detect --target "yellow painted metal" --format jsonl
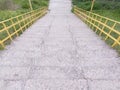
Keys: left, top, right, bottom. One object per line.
{"left": 95, "top": 17, "right": 102, "bottom": 33}
{"left": 74, "top": 6, "right": 120, "bottom": 47}
{"left": 0, "top": 40, "right": 5, "bottom": 48}
{"left": 0, "top": 7, "right": 47, "bottom": 48}
{"left": 17, "top": 17, "right": 24, "bottom": 33}
{"left": 90, "top": 0, "right": 95, "bottom": 11}
{"left": 99, "top": 19, "right": 108, "bottom": 36}
{"left": 112, "top": 36, "right": 120, "bottom": 47}
{"left": 2, "top": 23, "right": 13, "bottom": 41}
{"left": 10, "top": 19, "right": 19, "bottom": 36}
{"left": 28, "top": 0, "right": 33, "bottom": 10}
{"left": 105, "top": 22, "right": 117, "bottom": 40}
{"left": 92, "top": 15, "right": 97, "bottom": 30}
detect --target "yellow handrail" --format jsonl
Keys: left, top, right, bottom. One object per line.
{"left": 0, "top": 7, "right": 48, "bottom": 49}
{"left": 73, "top": 6, "right": 120, "bottom": 47}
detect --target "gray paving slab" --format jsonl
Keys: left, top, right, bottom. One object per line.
{"left": 30, "top": 66, "right": 83, "bottom": 79}
{"left": 83, "top": 66, "right": 120, "bottom": 80}
{"left": 0, "top": 80, "right": 22, "bottom": 90}
{"left": 89, "top": 80, "right": 120, "bottom": 90}
{"left": 25, "top": 79, "right": 87, "bottom": 90}
{"left": 0, "top": 66, "right": 30, "bottom": 80}
{"left": 0, "top": 0, "right": 120, "bottom": 90}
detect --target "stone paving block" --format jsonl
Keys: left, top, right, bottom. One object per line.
{"left": 8, "top": 46, "right": 42, "bottom": 53}
{"left": 34, "top": 16, "right": 54, "bottom": 26}
{"left": 31, "top": 66, "right": 83, "bottom": 79}
{"left": 77, "top": 49, "right": 118, "bottom": 58}
{"left": 41, "top": 45, "right": 75, "bottom": 56}
{"left": 80, "top": 58, "right": 119, "bottom": 67}
{"left": 1, "top": 50, "right": 42, "bottom": 60}
{"left": 0, "top": 67, "right": 30, "bottom": 80}
{"left": 89, "top": 80, "right": 120, "bottom": 90}
{"left": 0, "top": 57, "right": 31, "bottom": 66}
{"left": 4, "top": 81, "right": 22, "bottom": 90}
{"left": 83, "top": 66, "right": 120, "bottom": 80}
{"left": 25, "top": 79, "right": 87, "bottom": 90}
{"left": 34, "top": 55, "right": 79, "bottom": 67}
{"left": 0, "top": 80, "right": 4, "bottom": 90}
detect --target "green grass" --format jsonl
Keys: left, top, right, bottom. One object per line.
{"left": 72, "top": 0, "right": 120, "bottom": 21}
{"left": 93, "top": 10, "right": 120, "bottom": 22}
{"left": 13, "top": 0, "right": 49, "bottom": 10}
{"left": 0, "top": 0, "right": 49, "bottom": 10}
{"left": 0, "top": 0, "right": 49, "bottom": 21}
{"left": 0, "top": 10, "right": 29, "bottom": 21}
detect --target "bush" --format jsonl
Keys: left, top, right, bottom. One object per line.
{"left": 0, "top": 0, "right": 19, "bottom": 10}
{"left": 0, "top": 0, "right": 49, "bottom": 10}
{"left": 21, "top": 2, "right": 30, "bottom": 9}
{"left": 0, "top": 0, "right": 49, "bottom": 21}
{"left": 72, "top": 0, "right": 120, "bottom": 10}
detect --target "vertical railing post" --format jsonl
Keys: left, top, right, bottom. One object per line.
{"left": 95, "top": 17, "right": 102, "bottom": 33}
{"left": 112, "top": 36, "right": 120, "bottom": 47}
{"left": 90, "top": 14, "right": 94, "bottom": 28}
{"left": 92, "top": 15, "right": 97, "bottom": 30}
{"left": 16, "top": 17, "right": 23, "bottom": 33}
{"left": 22, "top": 15, "right": 27, "bottom": 30}
{"left": 28, "top": 0, "right": 33, "bottom": 10}
{"left": 2, "top": 23, "right": 13, "bottom": 41}
{"left": 90, "top": 0, "right": 95, "bottom": 12}
{"left": 10, "top": 19, "right": 19, "bottom": 36}
{"left": 0, "top": 41, "right": 5, "bottom": 49}
{"left": 105, "top": 22, "right": 116, "bottom": 40}
{"left": 99, "top": 19, "right": 108, "bottom": 36}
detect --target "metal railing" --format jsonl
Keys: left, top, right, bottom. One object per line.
{"left": 0, "top": 7, "right": 47, "bottom": 49}
{"left": 73, "top": 6, "right": 120, "bottom": 48}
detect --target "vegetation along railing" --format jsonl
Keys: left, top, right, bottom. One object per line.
{"left": 73, "top": 6, "right": 120, "bottom": 49}
{"left": 0, "top": 7, "right": 47, "bottom": 49}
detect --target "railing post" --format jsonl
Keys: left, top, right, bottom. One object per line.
{"left": 99, "top": 19, "right": 108, "bottom": 36}
{"left": 112, "top": 36, "right": 120, "bottom": 47}
{"left": 90, "top": 0, "right": 95, "bottom": 12}
{"left": 105, "top": 22, "right": 116, "bottom": 40}
{"left": 10, "top": 19, "right": 19, "bottom": 36}
{"left": 92, "top": 15, "right": 97, "bottom": 30}
{"left": 28, "top": 0, "right": 33, "bottom": 10}
{"left": 30, "top": 11, "right": 35, "bottom": 24}
{"left": 16, "top": 17, "right": 23, "bottom": 33}
{"left": 95, "top": 17, "right": 102, "bottom": 33}
{"left": 0, "top": 41, "right": 5, "bottom": 49}
{"left": 22, "top": 15, "right": 27, "bottom": 30}
{"left": 2, "top": 23, "right": 13, "bottom": 41}
{"left": 90, "top": 14, "right": 94, "bottom": 28}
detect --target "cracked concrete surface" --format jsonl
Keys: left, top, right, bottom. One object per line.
{"left": 0, "top": 0, "right": 120, "bottom": 90}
